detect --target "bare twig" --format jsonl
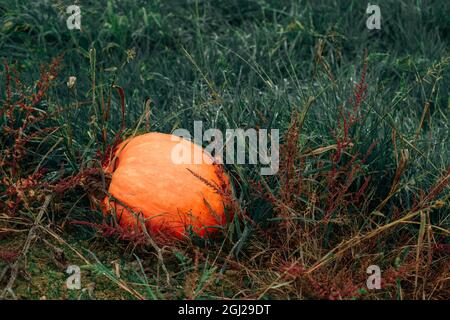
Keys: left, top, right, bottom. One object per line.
{"left": 1, "top": 195, "right": 52, "bottom": 299}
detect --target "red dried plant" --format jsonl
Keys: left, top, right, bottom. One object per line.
{"left": 71, "top": 220, "right": 148, "bottom": 246}
{"left": 0, "top": 57, "right": 106, "bottom": 215}
{"left": 0, "top": 250, "right": 19, "bottom": 264}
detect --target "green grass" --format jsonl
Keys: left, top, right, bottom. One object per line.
{"left": 0, "top": 0, "right": 449, "bottom": 299}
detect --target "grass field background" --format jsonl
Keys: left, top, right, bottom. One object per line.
{"left": 0, "top": 0, "right": 449, "bottom": 299}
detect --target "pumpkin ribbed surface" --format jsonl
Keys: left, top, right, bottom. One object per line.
{"left": 103, "top": 132, "right": 232, "bottom": 239}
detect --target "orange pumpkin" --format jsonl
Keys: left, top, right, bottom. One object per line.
{"left": 103, "top": 132, "right": 233, "bottom": 239}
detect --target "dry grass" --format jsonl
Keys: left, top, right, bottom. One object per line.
{"left": 0, "top": 0, "right": 449, "bottom": 300}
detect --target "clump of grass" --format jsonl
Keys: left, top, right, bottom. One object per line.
{"left": 227, "top": 57, "right": 449, "bottom": 300}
